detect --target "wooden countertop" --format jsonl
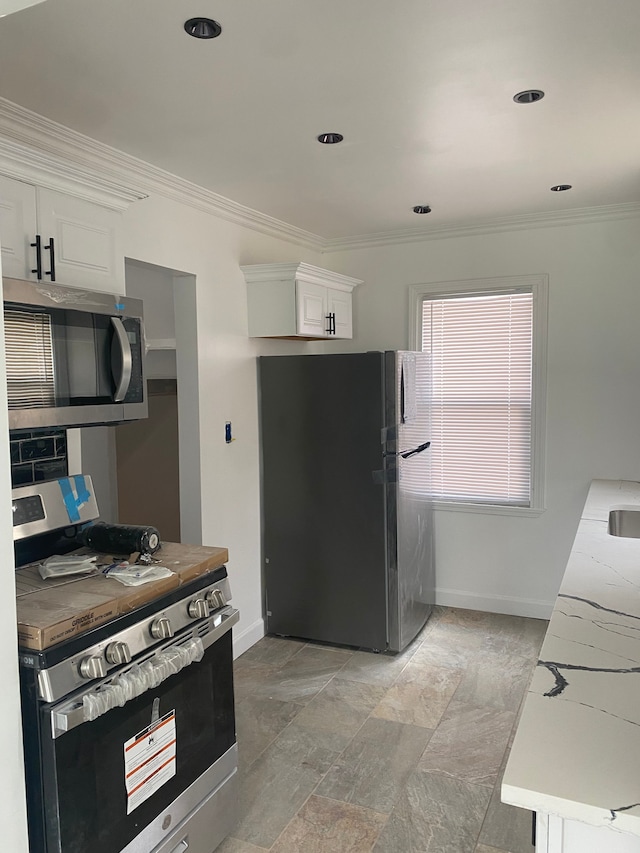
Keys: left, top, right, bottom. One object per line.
{"left": 16, "top": 542, "right": 229, "bottom": 650}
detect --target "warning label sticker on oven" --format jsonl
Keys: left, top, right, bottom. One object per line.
{"left": 124, "top": 709, "right": 176, "bottom": 814}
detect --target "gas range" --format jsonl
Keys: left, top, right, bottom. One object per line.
{"left": 14, "top": 475, "right": 239, "bottom": 853}
{"left": 20, "top": 566, "right": 233, "bottom": 703}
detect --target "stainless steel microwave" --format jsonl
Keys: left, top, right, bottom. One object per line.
{"left": 3, "top": 278, "right": 147, "bottom": 430}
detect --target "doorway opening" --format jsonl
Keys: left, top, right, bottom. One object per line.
{"left": 71, "top": 260, "right": 201, "bottom": 546}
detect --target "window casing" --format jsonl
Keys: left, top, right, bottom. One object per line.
{"left": 409, "top": 275, "right": 548, "bottom": 515}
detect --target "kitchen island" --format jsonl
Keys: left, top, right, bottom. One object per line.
{"left": 503, "top": 480, "right": 640, "bottom": 852}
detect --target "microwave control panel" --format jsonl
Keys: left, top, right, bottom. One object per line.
{"left": 12, "top": 494, "right": 45, "bottom": 528}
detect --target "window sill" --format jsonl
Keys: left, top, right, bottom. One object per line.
{"left": 431, "top": 500, "right": 546, "bottom": 518}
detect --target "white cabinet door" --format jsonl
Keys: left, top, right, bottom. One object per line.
{"left": 37, "top": 188, "right": 124, "bottom": 292}
{"left": 296, "top": 280, "right": 329, "bottom": 337}
{"left": 327, "top": 286, "right": 352, "bottom": 339}
{"left": 0, "top": 175, "right": 37, "bottom": 279}
{"left": 0, "top": 175, "right": 124, "bottom": 292}
{"left": 539, "top": 813, "right": 640, "bottom": 853}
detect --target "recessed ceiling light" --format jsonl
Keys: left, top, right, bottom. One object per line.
{"left": 413, "top": 205, "right": 432, "bottom": 214}
{"left": 184, "top": 18, "right": 222, "bottom": 39}
{"left": 550, "top": 184, "right": 572, "bottom": 192}
{"left": 513, "top": 89, "right": 545, "bottom": 104}
{"left": 317, "top": 133, "right": 344, "bottom": 144}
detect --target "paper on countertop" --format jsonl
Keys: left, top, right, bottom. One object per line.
{"left": 105, "top": 564, "right": 174, "bottom": 586}
{"left": 39, "top": 554, "right": 98, "bottom": 579}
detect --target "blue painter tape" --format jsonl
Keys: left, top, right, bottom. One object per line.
{"left": 58, "top": 478, "right": 80, "bottom": 523}
{"left": 74, "top": 475, "right": 91, "bottom": 507}
{"left": 58, "top": 476, "right": 91, "bottom": 523}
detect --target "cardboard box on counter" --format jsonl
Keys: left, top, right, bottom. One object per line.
{"left": 15, "top": 542, "right": 229, "bottom": 651}
{"left": 17, "top": 587, "right": 118, "bottom": 650}
{"left": 156, "top": 543, "right": 229, "bottom": 584}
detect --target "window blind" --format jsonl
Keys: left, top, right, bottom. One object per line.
{"left": 5, "top": 309, "right": 55, "bottom": 409}
{"left": 421, "top": 290, "right": 533, "bottom": 506}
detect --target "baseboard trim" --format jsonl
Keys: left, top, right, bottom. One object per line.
{"left": 435, "top": 587, "right": 553, "bottom": 620}
{"left": 233, "top": 616, "right": 265, "bottom": 659}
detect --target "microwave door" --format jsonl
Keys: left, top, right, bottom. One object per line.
{"left": 6, "top": 308, "right": 127, "bottom": 429}
{"left": 56, "top": 311, "right": 112, "bottom": 403}
{"left": 4, "top": 278, "right": 147, "bottom": 430}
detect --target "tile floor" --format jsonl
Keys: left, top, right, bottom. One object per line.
{"left": 219, "top": 606, "right": 547, "bottom": 853}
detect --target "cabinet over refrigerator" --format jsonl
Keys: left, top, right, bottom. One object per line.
{"left": 258, "top": 351, "right": 434, "bottom": 652}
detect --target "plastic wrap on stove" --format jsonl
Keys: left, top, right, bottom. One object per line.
{"left": 83, "top": 637, "right": 205, "bottom": 722}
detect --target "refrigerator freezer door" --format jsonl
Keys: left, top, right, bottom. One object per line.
{"left": 385, "top": 351, "right": 435, "bottom": 652}
{"left": 259, "top": 352, "right": 389, "bottom": 650}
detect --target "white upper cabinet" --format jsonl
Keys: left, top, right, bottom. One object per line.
{"left": 0, "top": 175, "right": 125, "bottom": 292}
{"left": 0, "top": 174, "right": 37, "bottom": 280}
{"left": 242, "top": 262, "right": 362, "bottom": 340}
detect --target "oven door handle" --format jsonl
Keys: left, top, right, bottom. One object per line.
{"left": 197, "top": 607, "right": 239, "bottom": 653}
{"left": 49, "top": 607, "right": 239, "bottom": 739}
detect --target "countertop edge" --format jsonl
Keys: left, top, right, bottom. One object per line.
{"left": 502, "top": 479, "right": 640, "bottom": 838}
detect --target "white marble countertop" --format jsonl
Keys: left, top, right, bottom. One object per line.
{"left": 503, "top": 480, "right": 640, "bottom": 837}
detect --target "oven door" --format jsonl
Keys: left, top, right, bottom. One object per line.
{"left": 38, "top": 611, "right": 238, "bottom": 853}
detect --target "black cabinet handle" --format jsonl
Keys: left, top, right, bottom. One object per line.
{"left": 30, "top": 234, "right": 42, "bottom": 279}
{"left": 325, "top": 312, "right": 337, "bottom": 335}
{"left": 44, "top": 236, "right": 55, "bottom": 281}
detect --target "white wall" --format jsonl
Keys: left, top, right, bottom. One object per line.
{"left": 322, "top": 217, "right": 640, "bottom": 616}
{"left": 121, "top": 192, "right": 323, "bottom": 653}
{"left": 125, "top": 259, "right": 176, "bottom": 343}
{"left": 126, "top": 260, "right": 178, "bottom": 379}
{"left": 74, "top": 426, "right": 118, "bottom": 521}
{"left": 81, "top": 202, "right": 640, "bottom": 633}
{"left": 0, "top": 269, "right": 30, "bottom": 852}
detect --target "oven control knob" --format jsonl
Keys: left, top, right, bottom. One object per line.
{"left": 150, "top": 617, "right": 174, "bottom": 640}
{"left": 188, "top": 597, "right": 209, "bottom": 619}
{"left": 79, "top": 655, "right": 107, "bottom": 680}
{"left": 105, "top": 641, "right": 132, "bottom": 665}
{"left": 206, "top": 588, "right": 226, "bottom": 610}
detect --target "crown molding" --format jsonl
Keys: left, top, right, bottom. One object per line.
{"left": 240, "top": 262, "right": 362, "bottom": 291}
{"left": 0, "top": 97, "right": 325, "bottom": 248}
{"left": 322, "top": 202, "right": 640, "bottom": 252}
{"left": 0, "top": 98, "right": 149, "bottom": 210}
{"left": 0, "top": 137, "right": 145, "bottom": 211}
{"left": 0, "top": 98, "right": 638, "bottom": 253}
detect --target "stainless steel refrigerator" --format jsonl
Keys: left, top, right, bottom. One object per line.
{"left": 258, "top": 351, "right": 434, "bottom": 652}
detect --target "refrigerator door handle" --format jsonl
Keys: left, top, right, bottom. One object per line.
{"left": 398, "top": 440, "right": 431, "bottom": 459}
{"left": 382, "top": 440, "right": 430, "bottom": 459}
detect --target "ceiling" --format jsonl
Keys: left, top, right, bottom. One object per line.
{"left": 0, "top": 0, "right": 639, "bottom": 241}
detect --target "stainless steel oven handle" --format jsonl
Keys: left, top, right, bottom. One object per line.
{"left": 195, "top": 607, "right": 239, "bottom": 652}
{"left": 50, "top": 608, "right": 239, "bottom": 739}
{"left": 111, "top": 316, "right": 133, "bottom": 402}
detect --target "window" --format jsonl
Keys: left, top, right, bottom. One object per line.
{"left": 409, "top": 275, "right": 548, "bottom": 514}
